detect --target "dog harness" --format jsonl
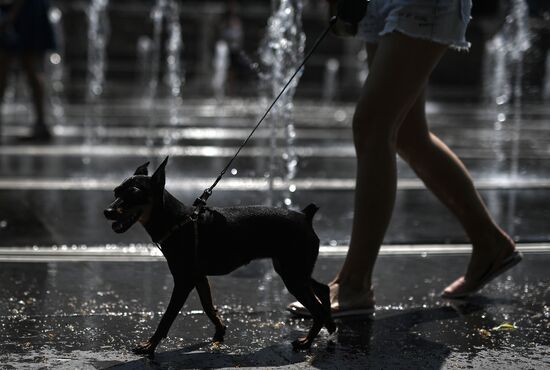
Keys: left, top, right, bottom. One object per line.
{"left": 155, "top": 206, "right": 203, "bottom": 269}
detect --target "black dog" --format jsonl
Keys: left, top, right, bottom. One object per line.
{"left": 104, "top": 157, "right": 335, "bottom": 357}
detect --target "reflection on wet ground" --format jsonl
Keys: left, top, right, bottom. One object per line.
{"left": 1, "top": 253, "right": 548, "bottom": 369}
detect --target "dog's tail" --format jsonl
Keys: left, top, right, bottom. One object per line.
{"left": 301, "top": 203, "right": 319, "bottom": 224}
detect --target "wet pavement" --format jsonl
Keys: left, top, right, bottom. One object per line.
{"left": 0, "top": 99, "right": 549, "bottom": 369}
{"left": 1, "top": 253, "right": 549, "bottom": 369}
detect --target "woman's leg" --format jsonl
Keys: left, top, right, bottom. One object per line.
{"left": 20, "top": 52, "right": 50, "bottom": 137}
{"left": 396, "top": 88, "right": 516, "bottom": 293}
{"left": 333, "top": 32, "right": 447, "bottom": 295}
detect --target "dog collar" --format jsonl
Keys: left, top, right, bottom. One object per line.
{"left": 156, "top": 216, "right": 194, "bottom": 245}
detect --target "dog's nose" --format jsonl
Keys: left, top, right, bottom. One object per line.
{"left": 104, "top": 208, "right": 116, "bottom": 219}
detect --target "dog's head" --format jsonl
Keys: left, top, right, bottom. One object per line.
{"left": 104, "top": 157, "right": 168, "bottom": 233}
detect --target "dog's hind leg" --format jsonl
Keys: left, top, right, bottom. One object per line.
{"left": 196, "top": 276, "right": 227, "bottom": 343}
{"left": 310, "top": 279, "right": 329, "bottom": 309}
{"left": 274, "top": 260, "right": 327, "bottom": 350}
{"left": 311, "top": 279, "right": 336, "bottom": 334}
{"left": 286, "top": 281, "right": 325, "bottom": 350}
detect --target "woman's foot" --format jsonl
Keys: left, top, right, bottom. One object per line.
{"left": 287, "top": 282, "right": 375, "bottom": 318}
{"left": 442, "top": 230, "right": 522, "bottom": 298}
{"left": 329, "top": 282, "right": 375, "bottom": 316}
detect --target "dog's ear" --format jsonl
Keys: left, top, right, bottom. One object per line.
{"left": 151, "top": 156, "right": 168, "bottom": 192}
{"left": 134, "top": 161, "right": 150, "bottom": 176}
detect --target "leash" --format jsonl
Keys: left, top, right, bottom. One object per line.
{"left": 192, "top": 16, "right": 339, "bottom": 209}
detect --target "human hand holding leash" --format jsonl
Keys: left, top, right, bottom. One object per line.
{"left": 328, "top": 0, "right": 369, "bottom": 37}
{"left": 337, "top": 0, "right": 369, "bottom": 24}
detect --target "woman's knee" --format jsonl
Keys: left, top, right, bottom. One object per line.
{"left": 352, "top": 100, "right": 401, "bottom": 151}
{"left": 353, "top": 120, "right": 395, "bottom": 159}
{"left": 393, "top": 91, "right": 431, "bottom": 161}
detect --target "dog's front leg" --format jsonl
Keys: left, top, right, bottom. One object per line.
{"left": 133, "top": 281, "right": 193, "bottom": 358}
{"left": 196, "top": 275, "right": 226, "bottom": 342}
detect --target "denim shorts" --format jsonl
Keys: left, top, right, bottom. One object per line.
{"left": 356, "top": 0, "right": 472, "bottom": 50}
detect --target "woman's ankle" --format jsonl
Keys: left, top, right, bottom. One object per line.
{"left": 331, "top": 275, "right": 372, "bottom": 293}
{"left": 471, "top": 226, "right": 515, "bottom": 255}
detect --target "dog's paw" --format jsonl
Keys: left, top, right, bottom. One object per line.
{"left": 212, "top": 325, "right": 227, "bottom": 343}
{"left": 292, "top": 337, "right": 313, "bottom": 351}
{"left": 132, "top": 340, "right": 157, "bottom": 358}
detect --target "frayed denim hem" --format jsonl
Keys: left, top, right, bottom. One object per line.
{"left": 359, "top": 27, "right": 471, "bottom": 52}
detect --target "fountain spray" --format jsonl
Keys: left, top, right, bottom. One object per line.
{"left": 164, "top": 0, "right": 183, "bottom": 136}
{"left": 145, "top": 0, "right": 184, "bottom": 148}
{"left": 483, "top": 0, "right": 530, "bottom": 236}
{"left": 259, "top": 0, "right": 306, "bottom": 207}
{"left": 212, "top": 40, "right": 230, "bottom": 101}
{"left": 47, "top": 7, "right": 66, "bottom": 127}
{"left": 85, "top": 0, "right": 110, "bottom": 153}
{"left": 323, "top": 58, "right": 340, "bottom": 103}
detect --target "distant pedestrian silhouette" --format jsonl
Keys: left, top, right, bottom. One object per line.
{"left": 0, "top": 0, "right": 56, "bottom": 141}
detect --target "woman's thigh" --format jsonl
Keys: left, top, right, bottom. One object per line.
{"left": 354, "top": 32, "right": 446, "bottom": 143}
{"left": 366, "top": 42, "right": 433, "bottom": 153}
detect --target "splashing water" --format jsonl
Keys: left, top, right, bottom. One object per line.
{"left": 483, "top": 0, "right": 530, "bottom": 236}
{"left": 164, "top": 0, "right": 183, "bottom": 133}
{"left": 484, "top": 0, "right": 530, "bottom": 106}
{"left": 544, "top": 51, "right": 550, "bottom": 101}
{"left": 85, "top": 0, "right": 110, "bottom": 150}
{"left": 357, "top": 47, "right": 369, "bottom": 86}
{"left": 144, "top": 0, "right": 165, "bottom": 148}
{"left": 322, "top": 58, "right": 340, "bottom": 103}
{"left": 149, "top": 0, "right": 165, "bottom": 100}
{"left": 137, "top": 36, "right": 153, "bottom": 98}
{"left": 86, "top": 0, "right": 110, "bottom": 103}
{"left": 212, "top": 40, "right": 230, "bottom": 101}
{"left": 47, "top": 7, "right": 66, "bottom": 127}
{"left": 259, "top": 0, "right": 306, "bottom": 207}
{"left": 145, "top": 0, "right": 184, "bottom": 148}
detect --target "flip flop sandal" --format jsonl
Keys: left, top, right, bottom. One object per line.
{"left": 441, "top": 250, "right": 523, "bottom": 299}
{"left": 331, "top": 306, "right": 375, "bottom": 318}
{"left": 287, "top": 301, "right": 375, "bottom": 318}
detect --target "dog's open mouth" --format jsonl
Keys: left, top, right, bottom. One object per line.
{"left": 112, "top": 211, "right": 141, "bottom": 233}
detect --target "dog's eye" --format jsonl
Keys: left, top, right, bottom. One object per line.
{"left": 129, "top": 187, "right": 144, "bottom": 197}
{"left": 126, "top": 187, "right": 145, "bottom": 202}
